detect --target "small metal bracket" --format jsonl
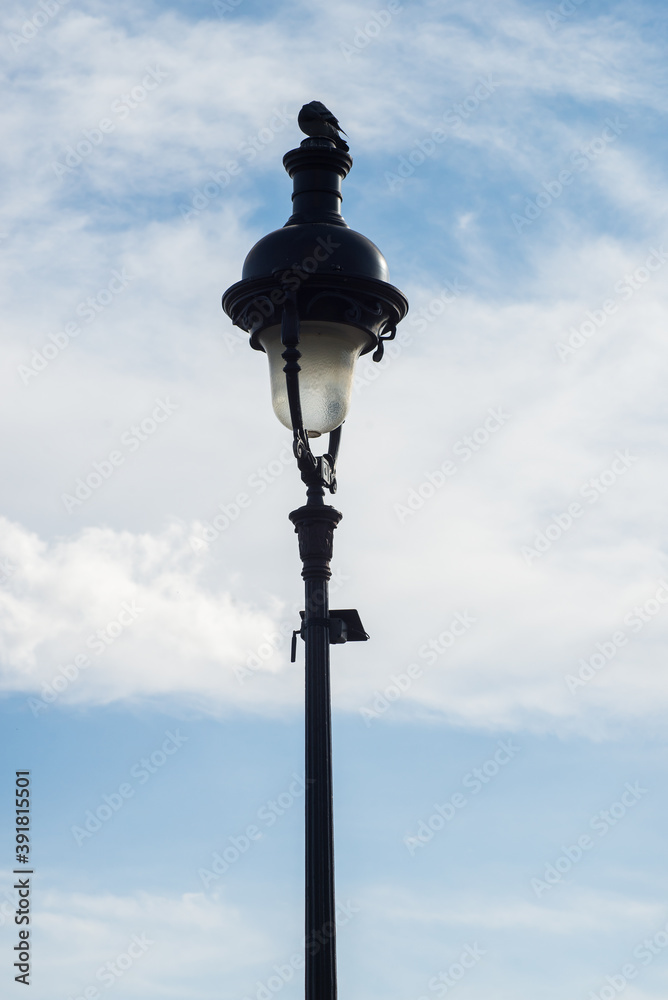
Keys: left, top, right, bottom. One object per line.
{"left": 290, "top": 629, "right": 301, "bottom": 663}
{"left": 291, "top": 609, "right": 369, "bottom": 661}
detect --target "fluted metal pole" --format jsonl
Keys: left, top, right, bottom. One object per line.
{"left": 289, "top": 486, "right": 342, "bottom": 1000}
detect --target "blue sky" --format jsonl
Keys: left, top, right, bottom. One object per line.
{"left": 2, "top": 0, "right": 668, "bottom": 998}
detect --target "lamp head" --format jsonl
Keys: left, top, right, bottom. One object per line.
{"left": 222, "top": 122, "right": 408, "bottom": 436}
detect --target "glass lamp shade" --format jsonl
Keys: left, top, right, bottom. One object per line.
{"left": 257, "top": 321, "right": 369, "bottom": 437}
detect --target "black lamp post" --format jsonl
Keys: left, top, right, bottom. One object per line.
{"left": 223, "top": 109, "right": 408, "bottom": 1000}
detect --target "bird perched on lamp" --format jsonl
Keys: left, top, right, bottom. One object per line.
{"left": 298, "top": 101, "right": 349, "bottom": 151}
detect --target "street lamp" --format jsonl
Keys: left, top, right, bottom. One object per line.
{"left": 222, "top": 107, "right": 408, "bottom": 1000}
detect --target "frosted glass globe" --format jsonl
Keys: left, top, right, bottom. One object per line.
{"left": 258, "top": 322, "right": 369, "bottom": 437}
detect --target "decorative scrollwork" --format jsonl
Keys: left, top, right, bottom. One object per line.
{"left": 372, "top": 322, "right": 397, "bottom": 362}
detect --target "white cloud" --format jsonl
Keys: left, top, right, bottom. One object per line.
{"left": 365, "top": 884, "right": 664, "bottom": 934}
{"left": 0, "top": 515, "right": 298, "bottom": 712}
{"left": 28, "top": 886, "right": 272, "bottom": 999}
